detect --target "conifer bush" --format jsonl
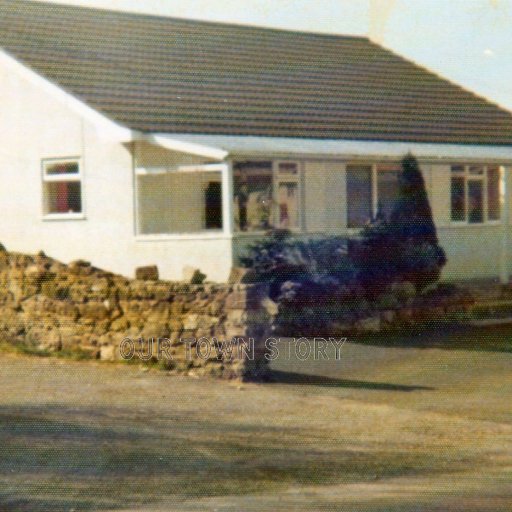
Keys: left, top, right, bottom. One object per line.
{"left": 356, "top": 154, "right": 446, "bottom": 295}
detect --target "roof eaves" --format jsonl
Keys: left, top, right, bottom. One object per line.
{"left": 145, "top": 133, "right": 229, "bottom": 160}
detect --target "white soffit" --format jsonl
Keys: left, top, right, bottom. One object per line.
{"left": 144, "top": 134, "right": 228, "bottom": 160}
{"left": 161, "top": 134, "right": 512, "bottom": 162}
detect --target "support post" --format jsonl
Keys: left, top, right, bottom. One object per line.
{"left": 499, "top": 166, "right": 510, "bottom": 284}
{"left": 222, "top": 160, "right": 234, "bottom": 236}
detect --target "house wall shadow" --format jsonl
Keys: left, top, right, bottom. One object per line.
{"left": 269, "top": 370, "right": 434, "bottom": 391}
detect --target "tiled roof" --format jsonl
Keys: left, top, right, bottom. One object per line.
{"left": 2, "top": 0, "right": 512, "bottom": 145}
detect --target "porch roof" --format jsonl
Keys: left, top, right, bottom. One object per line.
{"left": 154, "top": 133, "right": 512, "bottom": 163}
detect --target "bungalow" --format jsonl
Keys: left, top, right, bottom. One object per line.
{"left": 1, "top": 0, "right": 512, "bottom": 282}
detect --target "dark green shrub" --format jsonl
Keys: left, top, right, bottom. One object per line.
{"left": 240, "top": 230, "right": 357, "bottom": 333}
{"left": 239, "top": 229, "right": 308, "bottom": 297}
{"left": 356, "top": 154, "right": 446, "bottom": 295}
{"left": 240, "top": 229, "right": 356, "bottom": 300}
{"left": 390, "top": 154, "right": 440, "bottom": 245}
{"left": 353, "top": 218, "right": 400, "bottom": 296}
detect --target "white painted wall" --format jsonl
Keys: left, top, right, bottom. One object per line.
{"left": 325, "top": 161, "right": 347, "bottom": 234}
{"left": 304, "top": 161, "right": 328, "bottom": 232}
{"left": 0, "top": 61, "right": 233, "bottom": 282}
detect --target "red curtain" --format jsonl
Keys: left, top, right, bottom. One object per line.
{"left": 56, "top": 182, "right": 69, "bottom": 213}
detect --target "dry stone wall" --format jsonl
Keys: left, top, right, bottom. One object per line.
{"left": 0, "top": 246, "right": 477, "bottom": 379}
{"left": 0, "top": 247, "right": 275, "bottom": 380}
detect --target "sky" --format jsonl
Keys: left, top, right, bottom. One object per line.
{"left": 35, "top": 0, "right": 512, "bottom": 111}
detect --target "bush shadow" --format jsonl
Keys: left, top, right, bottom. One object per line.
{"left": 349, "top": 324, "right": 512, "bottom": 353}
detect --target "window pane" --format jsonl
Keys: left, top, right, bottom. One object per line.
{"left": 137, "top": 172, "right": 222, "bottom": 234}
{"left": 45, "top": 181, "right": 82, "bottom": 213}
{"left": 376, "top": 165, "right": 400, "bottom": 220}
{"left": 278, "top": 162, "right": 298, "bottom": 175}
{"left": 468, "top": 180, "right": 483, "bottom": 223}
{"left": 469, "top": 165, "right": 484, "bottom": 176}
{"left": 205, "top": 182, "right": 223, "bottom": 229}
{"left": 46, "top": 162, "right": 79, "bottom": 175}
{"left": 233, "top": 162, "right": 273, "bottom": 232}
{"left": 451, "top": 177, "right": 465, "bottom": 221}
{"left": 277, "top": 182, "right": 298, "bottom": 228}
{"left": 451, "top": 164, "right": 464, "bottom": 173}
{"left": 347, "top": 165, "right": 372, "bottom": 228}
{"left": 487, "top": 166, "right": 501, "bottom": 221}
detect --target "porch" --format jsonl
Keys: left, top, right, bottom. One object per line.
{"left": 131, "top": 135, "right": 512, "bottom": 283}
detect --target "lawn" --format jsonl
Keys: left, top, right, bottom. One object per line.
{"left": 0, "top": 326, "right": 511, "bottom": 511}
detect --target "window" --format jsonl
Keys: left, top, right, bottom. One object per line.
{"left": 487, "top": 167, "right": 501, "bottom": 221}
{"left": 276, "top": 162, "right": 300, "bottom": 229}
{"left": 376, "top": 164, "right": 401, "bottom": 220}
{"left": 233, "top": 161, "right": 301, "bottom": 232}
{"left": 136, "top": 168, "right": 223, "bottom": 235}
{"left": 42, "top": 159, "right": 83, "bottom": 217}
{"left": 468, "top": 180, "right": 484, "bottom": 224}
{"left": 450, "top": 176, "right": 465, "bottom": 221}
{"left": 204, "top": 182, "right": 223, "bottom": 229}
{"left": 346, "top": 163, "right": 401, "bottom": 228}
{"left": 347, "top": 165, "right": 372, "bottom": 228}
{"left": 233, "top": 161, "right": 274, "bottom": 232}
{"left": 450, "top": 164, "right": 502, "bottom": 224}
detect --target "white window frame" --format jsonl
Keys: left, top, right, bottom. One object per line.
{"left": 346, "top": 162, "right": 401, "bottom": 229}
{"left": 135, "top": 163, "right": 228, "bottom": 238}
{"left": 450, "top": 164, "right": 502, "bottom": 226}
{"left": 232, "top": 159, "right": 304, "bottom": 235}
{"left": 41, "top": 157, "right": 85, "bottom": 220}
